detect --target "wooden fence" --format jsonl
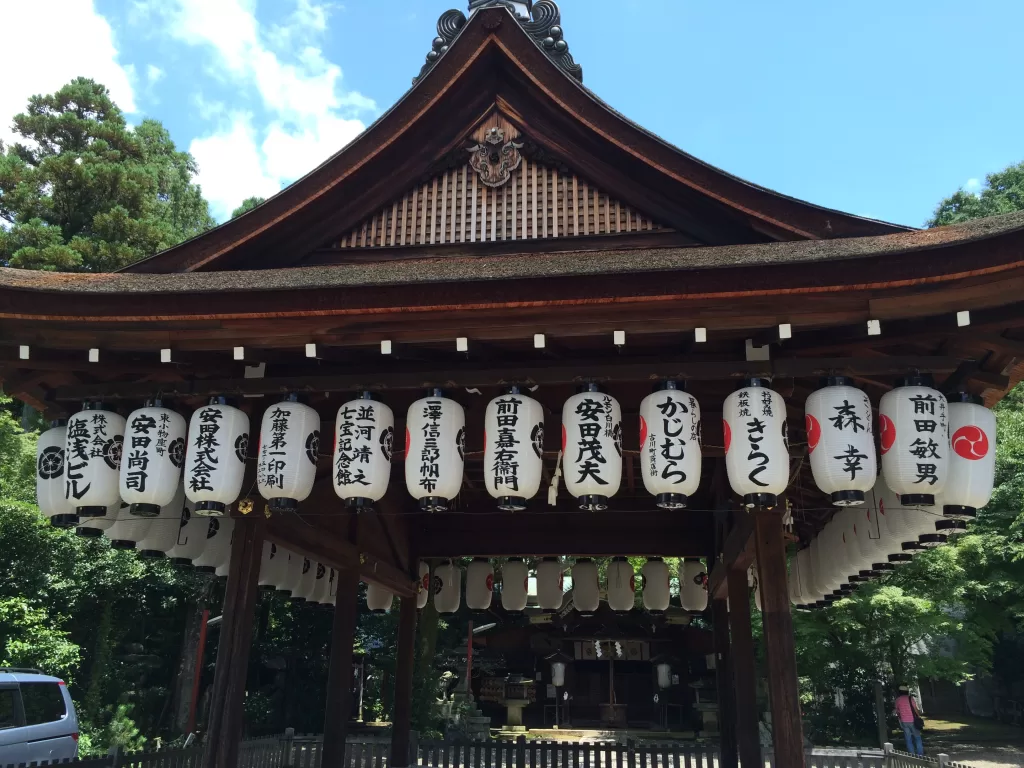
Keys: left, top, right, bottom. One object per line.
{"left": 882, "top": 744, "right": 971, "bottom": 768}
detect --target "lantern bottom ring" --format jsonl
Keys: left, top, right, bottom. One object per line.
{"left": 888, "top": 554, "right": 913, "bottom": 565}
{"left": 645, "top": 609, "right": 666, "bottom": 615}
{"left": 139, "top": 550, "right": 165, "bottom": 559}
{"left": 830, "top": 490, "right": 865, "bottom": 506}
{"left": 370, "top": 609, "right": 389, "bottom": 615}
{"left": 497, "top": 495, "right": 528, "bottom": 512}
{"left": 268, "top": 497, "right": 299, "bottom": 513}
{"left": 872, "top": 562, "right": 895, "bottom": 572}
{"left": 848, "top": 575, "right": 865, "bottom": 583}
{"left": 899, "top": 493, "right": 936, "bottom": 507}
{"left": 935, "top": 519, "right": 968, "bottom": 535}
{"left": 943, "top": 505, "right": 977, "bottom": 520}
{"left": 822, "top": 596, "right": 837, "bottom": 604}
{"left": 837, "top": 585, "right": 854, "bottom": 594}
{"left": 859, "top": 570, "right": 880, "bottom": 579}
{"left": 194, "top": 566, "right": 216, "bottom": 574}
{"left": 655, "top": 493, "right": 687, "bottom": 510}
{"left": 345, "top": 496, "right": 377, "bottom": 509}
{"left": 259, "top": 585, "right": 276, "bottom": 593}
{"left": 76, "top": 505, "right": 107, "bottom": 518}
{"left": 170, "top": 557, "right": 192, "bottom": 566}
{"left": 577, "top": 494, "right": 609, "bottom": 511}
{"left": 50, "top": 514, "right": 80, "bottom": 528}
{"left": 742, "top": 493, "right": 777, "bottom": 510}
{"left": 76, "top": 526, "right": 103, "bottom": 538}
{"left": 194, "top": 500, "right": 227, "bottom": 516}
{"left": 901, "top": 541, "right": 924, "bottom": 552}
{"left": 130, "top": 502, "right": 161, "bottom": 518}
{"left": 418, "top": 496, "right": 450, "bottom": 512}
{"left": 110, "top": 540, "right": 136, "bottom": 550}
{"left": 918, "top": 533, "right": 947, "bottom": 548}
{"left": 278, "top": 589, "right": 293, "bottom": 597}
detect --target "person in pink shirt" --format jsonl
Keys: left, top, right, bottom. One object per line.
{"left": 894, "top": 685, "right": 924, "bottom": 755}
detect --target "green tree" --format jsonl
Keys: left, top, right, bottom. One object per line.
{"left": 0, "top": 77, "right": 214, "bottom": 271}
{"left": 929, "top": 161, "right": 1024, "bottom": 226}
{"left": 231, "top": 196, "right": 265, "bottom": 219}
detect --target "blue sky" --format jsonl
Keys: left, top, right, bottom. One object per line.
{"left": 2, "top": 0, "right": 1020, "bottom": 225}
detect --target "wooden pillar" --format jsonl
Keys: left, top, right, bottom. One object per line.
{"left": 322, "top": 566, "right": 360, "bottom": 768}
{"left": 754, "top": 506, "right": 805, "bottom": 768}
{"left": 200, "top": 514, "right": 265, "bottom": 768}
{"left": 728, "top": 566, "right": 762, "bottom": 768}
{"left": 390, "top": 595, "right": 418, "bottom": 767}
{"left": 711, "top": 597, "right": 738, "bottom": 768}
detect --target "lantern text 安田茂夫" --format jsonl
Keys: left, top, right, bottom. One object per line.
{"left": 120, "top": 400, "right": 187, "bottom": 517}
{"left": 64, "top": 402, "right": 126, "bottom": 519}
{"left": 257, "top": 394, "right": 321, "bottom": 512}
{"left": 723, "top": 380, "right": 789, "bottom": 508}
{"left": 879, "top": 377, "right": 949, "bottom": 506}
{"left": 943, "top": 393, "right": 996, "bottom": 520}
{"left": 561, "top": 384, "right": 622, "bottom": 511}
{"left": 185, "top": 397, "right": 249, "bottom": 516}
{"left": 405, "top": 390, "right": 466, "bottom": 512}
{"left": 484, "top": 387, "right": 544, "bottom": 511}
{"left": 500, "top": 558, "right": 529, "bottom": 613}
{"left": 805, "top": 378, "right": 877, "bottom": 506}
{"left": 466, "top": 558, "right": 494, "bottom": 611}
{"left": 36, "top": 422, "right": 76, "bottom": 527}
{"left": 333, "top": 393, "right": 394, "bottom": 508}
{"left": 639, "top": 382, "right": 701, "bottom": 509}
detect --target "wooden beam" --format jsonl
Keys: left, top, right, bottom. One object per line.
{"left": 322, "top": 565, "right": 359, "bottom": 766}
{"left": 728, "top": 567, "right": 762, "bottom": 768}
{"left": 708, "top": 511, "right": 756, "bottom": 599}
{"left": 390, "top": 596, "right": 418, "bottom": 767}
{"left": 50, "top": 355, "right": 963, "bottom": 402}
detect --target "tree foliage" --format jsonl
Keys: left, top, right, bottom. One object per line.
{"left": 0, "top": 78, "right": 214, "bottom": 271}
{"left": 231, "top": 196, "right": 266, "bottom": 219}
{"left": 929, "top": 162, "right": 1024, "bottom": 226}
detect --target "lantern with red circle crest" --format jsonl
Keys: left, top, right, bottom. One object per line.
{"left": 879, "top": 377, "right": 949, "bottom": 506}
{"left": 466, "top": 558, "right": 494, "bottom": 611}
{"left": 501, "top": 558, "right": 529, "bottom": 612}
{"left": 536, "top": 557, "right": 564, "bottom": 611}
{"left": 805, "top": 378, "right": 877, "bottom": 506}
{"left": 607, "top": 557, "right": 635, "bottom": 612}
{"left": 679, "top": 559, "right": 708, "bottom": 612}
{"left": 417, "top": 561, "right": 431, "bottom": 609}
{"left": 561, "top": 384, "right": 622, "bottom": 511}
{"left": 639, "top": 382, "right": 702, "bottom": 509}
{"left": 571, "top": 559, "right": 600, "bottom": 614}
{"left": 943, "top": 393, "right": 996, "bottom": 520}
{"left": 642, "top": 558, "right": 671, "bottom": 613}
{"left": 724, "top": 379, "right": 789, "bottom": 508}
{"left": 433, "top": 560, "right": 462, "bottom": 614}
{"left": 484, "top": 387, "right": 545, "bottom": 511}
{"left": 405, "top": 390, "right": 465, "bottom": 512}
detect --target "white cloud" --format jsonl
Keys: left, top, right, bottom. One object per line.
{"left": 138, "top": 0, "right": 374, "bottom": 220}
{"left": 0, "top": 1, "right": 136, "bottom": 145}
{"left": 146, "top": 64, "right": 165, "bottom": 85}
{"left": 964, "top": 178, "right": 982, "bottom": 196}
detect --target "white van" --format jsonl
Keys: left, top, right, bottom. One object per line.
{"left": 0, "top": 669, "right": 79, "bottom": 766}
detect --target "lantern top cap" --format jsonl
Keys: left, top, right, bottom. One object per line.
{"left": 653, "top": 379, "right": 684, "bottom": 393}
{"left": 540, "top": 555, "right": 560, "bottom": 562}
{"left": 144, "top": 397, "right": 169, "bottom": 408}
{"left": 574, "top": 557, "right": 594, "bottom": 564}
{"left": 819, "top": 375, "right": 854, "bottom": 388}
{"left": 646, "top": 556, "right": 665, "bottom": 562}
{"left": 503, "top": 384, "right": 525, "bottom": 395}
{"left": 280, "top": 392, "right": 302, "bottom": 403}
{"left": 894, "top": 374, "right": 934, "bottom": 388}
{"left": 471, "top": 556, "right": 490, "bottom": 562}
{"left": 947, "top": 391, "right": 983, "bottom": 405}
{"left": 81, "top": 400, "right": 112, "bottom": 412}
{"left": 576, "top": 382, "right": 602, "bottom": 393}
{"left": 545, "top": 649, "right": 572, "bottom": 663}
{"left": 610, "top": 555, "right": 628, "bottom": 562}
{"left": 737, "top": 377, "right": 772, "bottom": 390}
{"left": 425, "top": 387, "right": 446, "bottom": 398}
{"left": 357, "top": 390, "right": 377, "bottom": 401}
{"left": 207, "top": 395, "right": 231, "bottom": 406}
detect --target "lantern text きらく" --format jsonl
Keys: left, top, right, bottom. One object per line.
{"left": 642, "top": 558, "right": 671, "bottom": 613}
{"left": 405, "top": 391, "right": 466, "bottom": 512}
{"left": 571, "top": 559, "right": 600, "bottom": 614}
{"left": 466, "top": 558, "right": 494, "bottom": 611}
{"left": 944, "top": 393, "right": 996, "bottom": 520}
{"left": 37, "top": 422, "right": 76, "bottom": 527}
{"left": 333, "top": 393, "right": 394, "bottom": 508}
{"left": 484, "top": 387, "right": 544, "bottom": 511}
{"left": 65, "top": 403, "right": 126, "bottom": 518}
{"left": 879, "top": 378, "right": 949, "bottom": 506}
{"left": 257, "top": 394, "right": 320, "bottom": 512}
{"left": 723, "top": 380, "right": 789, "bottom": 508}
{"left": 639, "top": 382, "right": 702, "bottom": 509}
{"left": 607, "top": 557, "right": 635, "bottom": 612}
{"left": 536, "top": 558, "right": 564, "bottom": 611}
{"left": 805, "top": 378, "right": 877, "bottom": 506}
{"left": 679, "top": 559, "right": 708, "bottom": 612}
{"left": 561, "top": 385, "right": 622, "bottom": 511}
{"left": 185, "top": 398, "right": 249, "bottom": 516}
{"left": 500, "top": 558, "right": 529, "bottom": 613}
{"left": 120, "top": 401, "right": 186, "bottom": 517}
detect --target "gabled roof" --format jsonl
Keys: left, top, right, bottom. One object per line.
{"left": 124, "top": 3, "right": 910, "bottom": 275}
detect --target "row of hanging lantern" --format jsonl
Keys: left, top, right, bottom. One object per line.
{"left": 368, "top": 557, "right": 711, "bottom": 616}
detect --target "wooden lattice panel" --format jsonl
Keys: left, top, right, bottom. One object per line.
{"left": 336, "top": 160, "right": 666, "bottom": 249}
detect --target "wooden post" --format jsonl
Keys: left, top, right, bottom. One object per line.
{"left": 754, "top": 506, "right": 805, "bottom": 768}
{"left": 321, "top": 566, "right": 360, "bottom": 768}
{"left": 390, "top": 595, "right": 419, "bottom": 768}
{"left": 727, "top": 566, "right": 762, "bottom": 768}
{"left": 200, "top": 514, "right": 265, "bottom": 768}
{"left": 711, "top": 596, "right": 738, "bottom": 768}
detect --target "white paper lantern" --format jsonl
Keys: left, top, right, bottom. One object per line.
{"left": 318, "top": 568, "right": 337, "bottom": 605}
{"left": 679, "top": 559, "right": 708, "bottom": 612}
{"left": 852, "top": 490, "right": 889, "bottom": 575}
{"left": 405, "top": 390, "right": 465, "bottom": 512}
{"left": 571, "top": 559, "right": 600, "bottom": 614}
{"left": 642, "top": 558, "right": 671, "bottom": 612}
{"left": 366, "top": 581, "right": 394, "bottom": 613}
{"left": 943, "top": 394, "right": 996, "bottom": 520}
{"left": 536, "top": 558, "right": 564, "bottom": 611}
{"left": 120, "top": 401, "right": 186, "bottom": 517}
{"left": 257, "top": 395, "right": 320, "bottom": 512}
{"left": 136, "top": 483, "right": 188, "bottom": 558}
{"left": 185, "top": 398, "right": 249, "bottom": 516}
{"left": 165, "top": 499, "right": 205, "bottom": 565}
{"left": 607, "top": 557, "right": 635, "bottom": 612}
{"left": 76, "top": 507, "right": 117, "bottom": 538}
{"left": 433, "top": 560, "right": 462, "bottom": 614}
{"left": 501, "top": 558, "right": 529, "bottom": 612}
{"left": 561, "top": 385, "right": 622, "bottom": 511}
{"left": 466, "top": 558, "right": 494, "bottom": 611}
{"left": 191, "top": 517, "right": 234, "bottom": 574}
{"left": 333, "top": 393, "right": 394, "bottom": 507}
{"left": 789, "top": 547, "right": 813, "bottom": 607}
{"left": 36, "top": 423, "right": 77, "bottom": 527}
{"left": 656, "top": 662, "right": 672, "bottom": 690}
{"left": 258, "top": 542, "right": 284, "bottom": 590}
{"left": 550, "top": 658, "right": 567, "bottom": 688}
{"left": 878, "top": 483, "right": 943, "bottom": 557}
{"left": 484, "top": 387, "right": 545, "bottom": 511}
{"left": 105, "top": 501, "right": 151, "bottom": 550}
{"left": 308, "top": 563, "right": 330, "bottom": 604}
{"left": 723, "top": 380, "right": 789, "bottom": 508}
{"left": 417, "top": 561, "right": 431, "bottom": 609}
{"left": 292, "top": 557, "right": 318, "bottom": 600}
{"left": 879, "top": 379, "right": 949, "bottom": 506}
{"left": 805, "top": 379, "right": 877, "bottom": 507}
{"left": 65, "top": 403, "right": 125, "bottom": 517}
{"left": 639, "top": 382, "right": 702, "bottom": 509}
{"left": 805, "top": 536, "right": 832, "bottom": 601}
